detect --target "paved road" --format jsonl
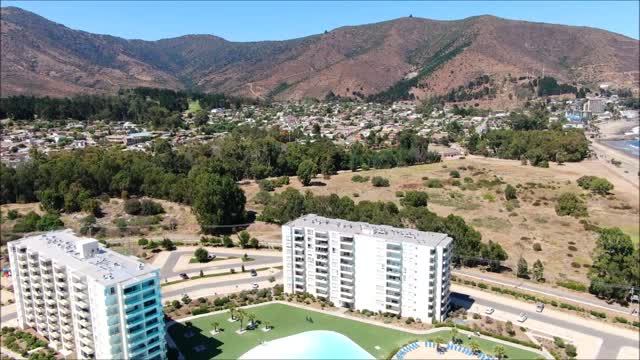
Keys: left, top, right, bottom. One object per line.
{"left": 0, "top": 310, "right": 17, "bottom": 324}
{"left": 453, "top": 269, "right": 634, "bottom": 315}
{"left": 163, "top": 271, "right": 283, "bottom": 298}
{"left": 451, "top": 292, "right": 637, "bottom": 359}
{"left": 159, "top": 250, "right": 280, "bottom": 279}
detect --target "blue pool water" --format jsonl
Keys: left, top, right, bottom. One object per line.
{"left": 239, "top": 330, "right": 374, "bottom": 359}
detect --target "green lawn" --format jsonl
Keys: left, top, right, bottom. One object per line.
{"left": 168, "top": 303, "right": 540, "bottom": 360}
{"left": 188, "top": 100, "right": 202, "bottom": 113}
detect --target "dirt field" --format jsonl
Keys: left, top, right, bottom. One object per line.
{"left": 242, "top": 156, "right": 639, "bottom": 285}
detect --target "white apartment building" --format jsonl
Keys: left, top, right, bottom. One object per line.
{"left": 8, "top": 230, "right": 166, "bottom": 360}
{"left": 282, "top": 214, "right": 453, "bottom": 323}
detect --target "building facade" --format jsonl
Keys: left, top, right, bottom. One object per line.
{"left": 8, "top": 230, "right": 165, "bottom": 360}
{"left": 282, "top": 214, "right": 453, "bottom": 323}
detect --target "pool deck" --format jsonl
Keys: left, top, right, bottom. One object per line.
{"left": 166, "top": 301, "right": 550, "bottom": 360}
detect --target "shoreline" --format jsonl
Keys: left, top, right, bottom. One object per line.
{"left": 594, "top": 139, "right": 639, "bottom": 163}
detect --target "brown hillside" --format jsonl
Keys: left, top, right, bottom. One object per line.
{"left": 1, "top": 7, "right": 638, "bottom": 100}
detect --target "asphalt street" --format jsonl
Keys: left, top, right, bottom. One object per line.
{"left": 451, "top": 292, "right": 637, "bottom": 359}
{"left": 162, "top": 271, "right": 283, "bottom": 298}
{"left": 159, "top": 250, "right": 280, "bottom": 279}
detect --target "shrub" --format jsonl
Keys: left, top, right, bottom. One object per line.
{"left": 614, "top": 316, "right": 628, "bottom": 324}
{"left": 504, "top": 184, "right": 517, "bottom": 200}
{"left": 7, "top": 210, "right": 19, "bottom": 220}
{"left": 137, "top": 238, "right": 149, "bottom": 246}
{"left": 553, "top": 337, "right": 566, "bottom": 348}
{"left": 371, "top": 176, "right": 390, "bottom": 187}
{"left": 556, "top": 280, "right": 587, "bottom": 292}
{"left": 400, "top": 191, "right": 429, "bottom": 207}
{"left": 351, "top": 175, "right": 370, "bottom": 183}
{"left": 450, "top": 170, "right": 461, "bottom": 178}
{"left": 533, "top": 243, "right": 542, "bottom": 251}
{"left": 140, "top": 199, "right": 164, "bottom": 216}
{"left": 194, "top": 247, "right": 209, "bottom": 263}
{"left": 565, "top": 344, "right": 577, "bottom": 358}
{"left": 258, "top": 179, "right": 275, "bottom": 192}
{"left": 395, "top": 191, "right": 404, "bottom": 198}
{"left": 577, "top": 176, "right": 614, "bottom": 195}
{"left": 123, "top": 199, "right": 142, "bottom": 215}
{"left": 426, "top": 179, "right": 443, "bottom": 188}
{"left": 589, "top": 310, "right": 606, "bottom": 319}
{"left": 555, "top": 192, "right": 588, "bottom": 217}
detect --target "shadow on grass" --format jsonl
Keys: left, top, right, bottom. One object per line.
{"left": 170, "top": 321, "right": 224, "bottom": 360}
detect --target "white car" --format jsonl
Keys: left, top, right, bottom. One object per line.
{"left": 517, "top": 312, "right": 528, "bottom": 322}
{"left": 536, "top": 303, "right": 544, "bottom": 313}
{"left": 485, "top": 307, "right": 495, "bottom": 315}
{"left": 252, "top": 283, "right": 259, "bottom": 289}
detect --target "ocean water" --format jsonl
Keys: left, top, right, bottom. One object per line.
{"left": 239, "top": 330, "right": 375, "bottom": 359}
{"left": 603, "top": 139, "right": 640, "bottom": 157}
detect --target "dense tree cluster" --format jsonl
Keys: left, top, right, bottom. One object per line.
{"left": 0, "top": 88, "right": 250, "bottom": 129}
{"left": 588, "top": 228, "right": 640, "bottom": 302}
{"left": 467, "top": 128, "right": 589, "bottom": 166}
{"left": 258, "top": 188, "right": 507, "bottom": 269}
{"left": 555, "top": 192, "right": 588, "bottom": 217}
{"left": 536, "top": 76, "right": 577, "bottom": 97}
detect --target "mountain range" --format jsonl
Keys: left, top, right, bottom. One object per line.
{"left": 1, "top": 6, "right": 638, "bottom": 104}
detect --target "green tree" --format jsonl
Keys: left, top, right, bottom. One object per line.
{"left": 504, "top": 184, "right": 517, "bottom": 200}
{"left": 469, "top": 340, "right": 480, "bottom": 354}
{"left": 238, "top": 231, "right": 250, "bottom": 248}
{"left": 532, "top": 259, "right": 544, "bottom": 282}
{"left": 211, "top": 321, "right": 219, "bottom": 333}
{"left": 39, "top": 189, "right": 64, "bottom": 213}
{"left": 191, "top": 171, "right": 246, "bottom": 234}
{"left": 400, "top": 191, "right": 428, "bottom": 207}
{"left": 194, "top": 247, "right": 209, "bottom": 263}
{"left": 493, "top": 345, "right": 506, "bottom": 359}
{"left": 297, "top": 160, "right": 317, "bottom": 186}
{"left": 161, "top": 238, "right": 174, "bottom": 250}
{"left": 588, "top": 228, "right": 639, "bottom": 301}
{"left": 517, "top": 257, "right": 529, "bottom": 278}
{"left": 222, "top": 235, "right": 233, "bottom": 248}
{"left": 249, "top": 237, "right": 259, "bottom": 249}
{"left": 481, "top": 241, "right": 508, "bottom": 272}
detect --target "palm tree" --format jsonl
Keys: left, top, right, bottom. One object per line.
{"left": 264, "top": 320, "right": 272, "bottom": 330}
{"left": 211, "top": 321, "right": 219, "bottom": 333}
{"left": 469, "top": 340, "right": 480, "bottom": 354}
{"left": 494, "top": 345, "right": 506, "bottom": 360}
{"left": 434, "top": 336, "right": 445, "bottom": 352}
{"left": 237, "top": 310, "right": 246, "bottom": 331}
{"left": 450, "top": 327, "right": 459, "bottom": 343}
{"left": 247, "top": 313, "right": 257, "bottom": 329}
{"left": 228, "top": 305, "right": 237, "bottom": 320}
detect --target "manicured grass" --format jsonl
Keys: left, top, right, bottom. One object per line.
{"left": 168, "top": 303, "right": 541, "bottom": 360}
{"left": 188, "top": 100, "right": 202, "bottom": 113}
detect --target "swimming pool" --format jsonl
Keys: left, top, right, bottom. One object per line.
{"left": 238, "top": 330, "right": 374, "bottom": 359}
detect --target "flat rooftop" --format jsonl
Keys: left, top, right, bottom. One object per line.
{"left": 9, "top": 229, "right": 158, "bottom": 286}
{"left": 285, "top": 214, "right": 452, "bottom": 247}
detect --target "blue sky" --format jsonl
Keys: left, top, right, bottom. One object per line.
{"left": 5, "top": 1, "right": 639, "bottom": 41}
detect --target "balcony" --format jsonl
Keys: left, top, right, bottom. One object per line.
{"left": 34, "top": 298, "right": 44, "bottom": 306}
{"left": 79, "top": 328, "right": 92, "bottom": 338}
{"left": 62, "top": 324, "right": 72, "bottom": 333}
{"left": 73, "top": 283, "right": 87, "bottom": 292}
{"left": 76, "top": 300, "right": 88, "bottom": 309}
{"left": 42, "top": 272, "right": 53, "bottom": 280}
{"left": 80, "top": 346, "right": 94, "bottom": 355}
{"left": 386, "top": 281, "right": 401, "bottom": 290}
{"left": 385, "top": 304, "right": 400, "bottom": 313}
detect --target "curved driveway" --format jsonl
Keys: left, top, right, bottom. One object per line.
{"left": 159, "top": 250, "right": 280, "bottom": 279}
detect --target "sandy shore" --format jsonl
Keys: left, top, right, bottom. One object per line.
{"left": 596, "top": 119, "right": 639, "bottom": 139}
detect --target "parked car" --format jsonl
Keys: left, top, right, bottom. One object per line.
{"left": 485, "top": 307, "right": 495, "bottom": 315}
{"left": 536, "top": 302, "right": 544, "bottom": 313}
{"left": 207, "top": 254, "right": 216, "bottom": 260}
{"left": 179, "top": 273, "right": 189, "bottom": 280}
{"left": 252, "top": 283, "right": 259, "bottom": 289}
{"left": 517, "top": 312, "right": 528, "bottom": 322}
{"left": 250, "top": 269, "right": 257, "bottom": 277}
